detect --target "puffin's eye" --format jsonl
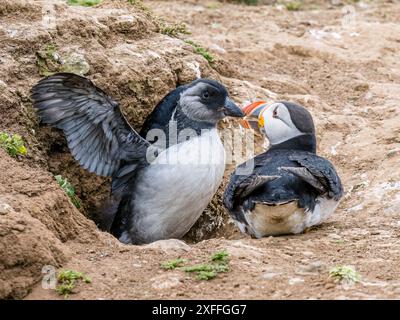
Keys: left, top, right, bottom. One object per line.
{"left": 272, "top": 107, "right": 278, "bottom": 118}
{"left": 202, "top": 91, "right": 210, "bottom": 99}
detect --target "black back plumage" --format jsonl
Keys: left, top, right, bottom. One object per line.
{"left": 223, "top": 135, "right": 343, "bottom": 222}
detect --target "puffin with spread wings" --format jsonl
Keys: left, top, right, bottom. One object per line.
{"left": 32, "top": 73, "right": 244, "bottom": 244}
{"left": 223, "top": 101, "right": 343, "bottom": 238}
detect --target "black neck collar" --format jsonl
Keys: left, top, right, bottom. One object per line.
{"left": 268, "top": 134, "right": 316, "bottom": 153}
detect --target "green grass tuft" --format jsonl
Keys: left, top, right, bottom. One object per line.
{"left": 55, "top": 175, "right": 81, "bottom": 208}
{"left": 284, "top": 1, "right": 302, "bottom": 11}
{"left": 56, "top": 270, "right": 91, "bottom": 298}
{"left": 67, "top": 0, "right": 102, "bottom": 7}
{"left": 0, "top": 132, "right": 27, "bottom": 157}
{"left": 197, "top": 270, "right": 217, "bottom": 280}
{"left": 211, "top": 250, "right": 229, "bottom": 263}
{"left": 159, "top": 21, "right": 191, "bottom": 37}
{"left": 212, "top": 263, "right": 229, "bottom": 273}
{"left": 181, "top": 251, "right": 230, "bottom": 280}
{"left": 182, "top": 263, "right": 214, "bottom": 273}
{"left": 232, "top": 0, "right": 259, "bottom": 5}
{"left": 329, "top": 265, "right": 361, "bottom": 284}
{"left": 161, "top": 258, "right": 187, "bottom": 270}
{"left": 127, "top": 0, "right": 151, "bottom": 12}
{"left": 185, "top": 40, "right": 214, "bottom": 64}
{"left": 160, "top": 250, "right": 230, "bottom": 281}
{"left": 36, "top": 43, "right": 60, "bottom": 76}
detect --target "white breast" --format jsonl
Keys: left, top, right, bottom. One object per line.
{"left": 237, "top": 197, "right": 339, "bottom": 238}
{"left": 125, "top": 129, "right": 225, "bottom": 243}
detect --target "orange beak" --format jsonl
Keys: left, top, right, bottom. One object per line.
{"left": 239, "top": 100, "right": 268, "bottom": 130}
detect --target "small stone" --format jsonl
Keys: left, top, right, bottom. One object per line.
{"left": 330, "top": 0, "right": 342, "bottom": 6}
{"left": 209, "top": 43, "right": 226, "bottom": 54}
{"left": 151, "top": 274, "right": 182, "bottom": 290}
{"left": 289, "top": 277, "right": 305, "bottom": 285}
{"left": 62, "top": 52, "right": 90, "bottom": 76}
{"left": 144, "top": 239, "right": 191, "bottom": 252}
{"left": 12, "top": 224, "right": 25, "bottom": 232}
{"left": 387, "top": 149, "right": 400, "bottom": 158}
{"left": 302, "top": 251, "right": 314, "bottom": 257}
{"left": 325, "top": 282, "right": 335, "bottom": 290}
{"left": 328, "top": 233, "right": 341, "bottom": 240}
{"left": 0, "top": 203, "right": 13, "bottom": 215}
{"left": 393, "top": 286, "right": 400, "bottom": 294}
{"left": 302, "top": 261, "right": 325, "bottom": 273}
{"left": 225, "top": 241, "right": 264, "bottom": 259}
{"left": 262, "top": 272, "right": 281, "bottom": 280}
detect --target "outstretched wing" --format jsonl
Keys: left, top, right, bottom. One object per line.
{"left": 281, "top": 153, "right": 343, "bottom": 200}
{"left": 32, "top": 73, "right": 150, "bottom": 178}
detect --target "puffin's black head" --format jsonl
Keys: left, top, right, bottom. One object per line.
{"left": 242, "top": 101, "right": 315, "bottom": 145}
{"left": 179, "top": 78, "right": 244, "bottom": 125}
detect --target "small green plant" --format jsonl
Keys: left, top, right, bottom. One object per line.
{"left": 232, "top": 0, "right": 259, "bottom": 5}
{"left": 197, "top": 270, "right": 217, "bottom": 280}
{"left": 182, "top": 263, "right": 214, "bottom": 273}
{"left": 284, "top": 1, "right": 302, "bottom": 11}
{"left": 36, "top": 43, "right": 60, "bottom": 76}
{"left": 182, "top": 264, "right": 218, "bottom": 280}
{"left": 127, "top": 0, "right": 151, "bottom": 12}
{"left": 185, "top": 40, "right": 214, "bottom": 64}
{"left": 160, "top": 250, "right": 230, "bottom": 281}
{"left": 206, "top": 2, "right": 221, "bottom": 9}
{"left": 182, "top": 250, "right": 230, "bottom": 281}
{"left": 56, "top": 270, "right": 91, "bottom": 298}
{"left": 329, "top": 265, "right": 361, "bottom": 284}
{"left": 211, "top": 250, "right": 229, "bottom": 263}
{"left": 56, "top": 282, "right": 75, "bottom": 297}
{"left": 212, "top": 263, "right": 229, "bottom": 273}
{"left": 0, "top": 132, "right": 27, "bottom": 157}
{"left": 55, "top": 175, "right": 81, "bottom": 208}
{"left": 159, "top": 21, "right": 191, "bottom": 37}
{"left": 161, "top": 258, "right": 187, "bottom": 270}
{"left": 67, "top": 0, "right": 102, "bottom": 6}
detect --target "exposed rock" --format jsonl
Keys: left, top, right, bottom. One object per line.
{"left": 144, "top": 239, "right": 191, "bottom": 252}
{"left": 262, "top": 272, "right": 281, "bottom": 280}
{"left": 151, "top": 273, "right": 183, "bottom": 290}
{"left": 0, "top": 202, "right": 14, "bottom": 215}
{"left": 289, "top": 277, "right": 305, "bottom": 285}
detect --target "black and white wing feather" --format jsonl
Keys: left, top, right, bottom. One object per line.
{"left": 223, "top": 153, "right": 281, "bottom": 210}
{"left": 31, "top": 73, "right": 150, "bottom": 178}
{"left": 281, "top": 153, "right": 343, "bottom": 200}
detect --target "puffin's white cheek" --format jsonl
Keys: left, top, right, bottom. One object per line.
{"left": 265, "top": 117, "right": 304, "bottom": 145}
{"left": 264, "top": 118, "right": 280, "bottom": 143}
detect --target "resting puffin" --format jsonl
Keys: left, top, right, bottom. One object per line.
{"left": 223, "top": 101, "right": 343, "bottom": 237}
{"left": 32, "top": 73, "right": 244, "bottom": 244}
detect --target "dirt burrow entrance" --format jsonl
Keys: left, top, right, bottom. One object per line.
{"left": 1, "top": 0, "right": 400, "bottom": 299}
